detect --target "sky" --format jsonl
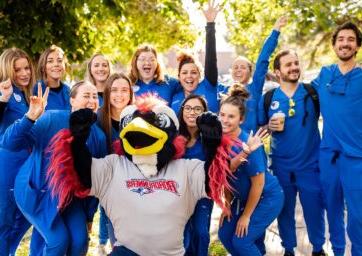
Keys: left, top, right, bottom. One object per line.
{"left": 182, "top": 0, "right": 234, "bottom": 52}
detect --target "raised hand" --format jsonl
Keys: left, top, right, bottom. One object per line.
{"left": 203, "top": 0, "right": 222, "bottom": 23}
{"left": 273, "top": 16, "right": 288, "bottom": 31}
{"left": 0, "top": 79, "right": 13, "bottom": 102}
{"left": 246, "top": 128, "right": 269, "bottom": 153}
{"left": 26, "top": 83, "right": 49, "bottom": 121}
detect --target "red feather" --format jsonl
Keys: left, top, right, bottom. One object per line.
{"left": 172, "top": 135, "right": 187, "bottom": 159}
{"left": 135, "top": 93, "right": 167, "bottom": 113}
{"left": 46, "top": 129, "right": 90, "bottom": 209}
{"left": 112, "top": 139, "right": 124, "bottom": 155}
{"left": 207, "top": 135, "right": 241, "bottom": 215}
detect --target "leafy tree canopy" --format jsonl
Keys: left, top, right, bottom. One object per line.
{"left": 223, "top": 0, "right": 362, "bottom": 68}
{"left": 0, "top": 0, "right": 197, "bottom": 64}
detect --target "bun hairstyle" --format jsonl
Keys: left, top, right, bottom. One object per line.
{"left": 177, "top": 51, "right": 202, "bottom": 77}
{"left": 221, "top": 83, "right": 250, "bottom": 120}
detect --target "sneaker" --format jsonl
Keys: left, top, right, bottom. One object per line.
{"left": 97, "top": 244, "right": 107, "bottom": 256}
{"left": 284, "top": 252, "right": 295, "bottom": 256}
{"left": 312, "top": 249, "right": 328, "bottom": 256}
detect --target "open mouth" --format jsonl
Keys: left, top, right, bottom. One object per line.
{"left": 124, "top": 131, "right": 158, "bottom": 149}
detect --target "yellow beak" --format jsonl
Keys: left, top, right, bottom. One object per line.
{"left": 119, "top": 117, "right": 168, "bottom": 155}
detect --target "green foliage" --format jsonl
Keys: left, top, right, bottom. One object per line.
{"left": 223, "top": 0, "right": 362, "bottom": 68}
{"left": 0, "top": 0, "right": 197, "bottom": 65}
{"left": 209, "top": 240, "right": 228, "bottom": 256}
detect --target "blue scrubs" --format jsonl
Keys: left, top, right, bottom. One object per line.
{"left": 34, "top": 80, "right": 71, "bottom": 110}
{"left": 0, "top": 86, "right": 32, "bottom": 255}
{"left": 221, "top": 30, "right": 280, "bottom": 134}
{"left": 133, "top": 75, "right": 180, "bottom": 105}
{"left": 258, "top": 84, "right": 325, "bottom": 253}
{"left": 182, "top": 138, "right": 213, "bottom": 256}
{"left": 0, "top": 110, "right": 107, "bottom": 255}
{"left": 171, "top": 79, "right": 219, "bottom": 115}
{"left": 218, "top": 131, "right": 284, "bottom": 256}
{"left": 312, "top": 65, "right": 362, "bottom": 256}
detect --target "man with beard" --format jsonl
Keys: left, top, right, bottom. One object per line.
{"left": 258, "top": 50, "right": 326, "bottom": 256}
{"left": 312, "top": 22, "right": 362, "bottom": 256}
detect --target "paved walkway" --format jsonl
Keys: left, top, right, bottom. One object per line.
{"left": 210, "top": 198, "right": 351, "bottom": 256}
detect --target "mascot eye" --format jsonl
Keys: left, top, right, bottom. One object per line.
{"left": 156, "top": 113, "right": 171, "bottom": 128}
{"left": 121, "top": 114, "right": 133, "bottom": 128}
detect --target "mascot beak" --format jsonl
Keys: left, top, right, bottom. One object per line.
{"left": 120, "top": 117, "right": 168, "bottom": 155}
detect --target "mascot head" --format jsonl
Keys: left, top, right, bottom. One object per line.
{"left": 119, "top": 94, "right": 185, "bottom": 178}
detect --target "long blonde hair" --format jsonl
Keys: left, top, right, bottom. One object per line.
{"left": 0, "top": 48, "right": 35, "bottom": 103}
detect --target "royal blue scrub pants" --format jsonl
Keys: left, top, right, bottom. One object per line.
{"left": 218, "top": 189, "right": 284, "bottom": 256}
{"left": 0, "top": 188, "right": 31, "bottom": 256}
{"left": 184, "top": 198, "right": 213, "bottom": 256}
{"left": 320, "top": 148, "right": 362, "bottom": 256}
{"left": 16, "top": 195, "right": 89, "bottom": 256}
{"left": 273, "top": 168, "right": 325, "bottom": 253}
{"left": 99, "top": 206, "right": 110, "bottom": 245}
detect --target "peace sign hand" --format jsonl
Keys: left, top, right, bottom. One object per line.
{"left": 26, "top": 83, "right": 49, "bottom": 121}
{"left": 203, "top": 0, "right": 222, "bottom": 23}
{"left": 0, "top": 79, "right": 13, "bottom": 102}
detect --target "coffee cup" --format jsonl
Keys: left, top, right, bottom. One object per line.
{"left": 271, "top": 112, "right": 285, "bottom": 131}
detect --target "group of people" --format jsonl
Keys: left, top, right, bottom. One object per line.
{"left": 0, "top": 0, "right": 361, "bottom": 255}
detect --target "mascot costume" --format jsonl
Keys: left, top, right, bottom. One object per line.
{"left": 47, "top": 95, "right": 233, "bottom": 256}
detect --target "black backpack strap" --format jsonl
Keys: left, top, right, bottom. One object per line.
{"left": 263, "top": 88, "right": 277, "bottom": 123}
{"left": 302, "top": 83, "right": 320, "bottom": 126}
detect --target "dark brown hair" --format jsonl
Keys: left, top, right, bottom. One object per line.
{"left": 273, "top": 49, "right": 298, "bottom": 71}
{"left": 177, "top": 51, "right": 202, "bottom": 77}
{"left": 332, "top": 21, "right": 362, "bottom": 46}
{"left": 178, "top": 94, "right": 208, "bottom": 140}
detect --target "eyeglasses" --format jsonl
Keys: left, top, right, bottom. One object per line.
{"left": 288, "top": 99, "right": 295, "bottom": 117}
{"left": 183, "top": 105, "right": 204, "bottom": 114}
{"left": 137, "top": 58, "right": 157, "bottom": 64}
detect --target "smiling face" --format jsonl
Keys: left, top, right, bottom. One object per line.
{"left": 231, "top": 58, "right": 252, "bottom": 84}
{"left": 45, "top": 50, "right": 65, "bottom": 82}
{"left": 219, "top": 103, "right": 242, "bottom": 136}
{"left": 333, "top": 29, "right": 360, "bottom": 61}
{"left": 182, "top": 98, "right": 205, "bottom": 128}
{"left": 110, "top": 78, "right": 131, "bottom": 112}
{"left": 179, "top": 63, "right": 200, "bottom": 94}
{"left": 136, "top": 51, "right": 157, "bottom": 83}
{"left": 275, "top": 53, "right": 300, "bottom": 84}
{"left": 70, "top": 83, "right": 99, "bottom": 113}
{"left": 90, "top": 55, "right": 110, "bottom": 85}
{"left": 13, "top": 58, "right": 31, "bottom": 87}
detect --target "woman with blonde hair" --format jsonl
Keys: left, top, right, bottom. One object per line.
{"left": 0, "top": 47, "right": 36, "bottom": 254}
{"left": 85, "top": 53, "right": 111, "bottom": 106}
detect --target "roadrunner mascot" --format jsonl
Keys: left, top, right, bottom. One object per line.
{"left": 47, "top": 95, "right": 232, "bottom": 256}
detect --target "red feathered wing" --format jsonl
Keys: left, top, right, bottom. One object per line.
{"left": 207, "top": 135, "right": 240, "bottom": 215}
{"left": 46, "top": 129, "right": 90, "bottom": 209}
